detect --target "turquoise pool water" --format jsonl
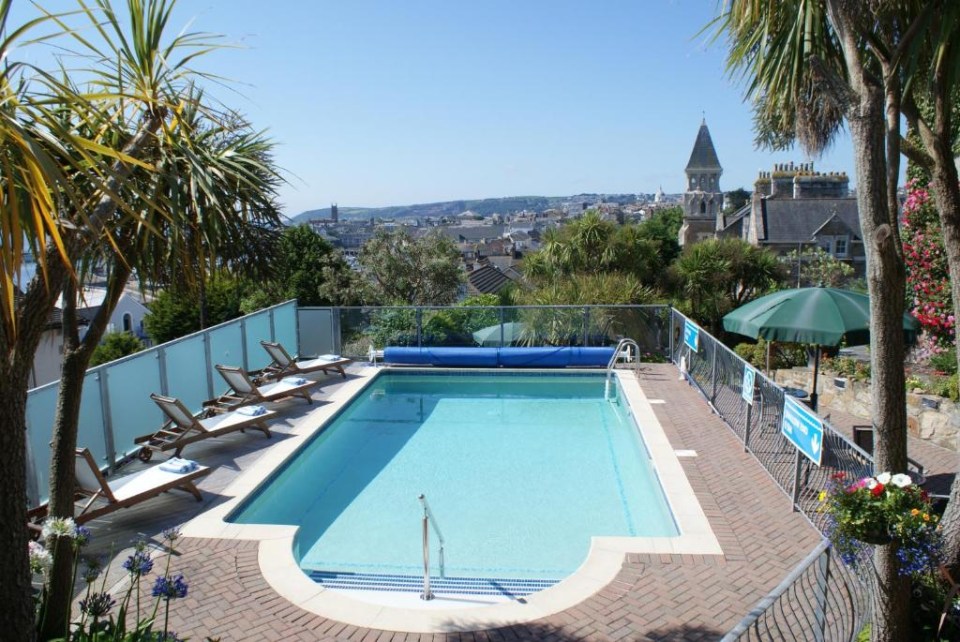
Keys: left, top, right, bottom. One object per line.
{"left": 230, "top": 372, "right": 678, "bottom": 580}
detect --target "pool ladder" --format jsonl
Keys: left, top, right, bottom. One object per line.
{"left": 418, "top": 493, "right": 445, "bottom": 600}
{"left": 605, "top": 338, "right": 640, "bottom": 399}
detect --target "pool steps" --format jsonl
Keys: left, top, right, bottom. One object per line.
{"left": 307, "top": 570, "right": 558, "bottom": 598}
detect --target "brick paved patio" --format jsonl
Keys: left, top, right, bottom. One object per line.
{"left": 84, "top": 365, "right": 828, "bottom": 641}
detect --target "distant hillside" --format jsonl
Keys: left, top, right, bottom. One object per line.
{"left": 290, "top": 194, "right": 644, "bottom": 225}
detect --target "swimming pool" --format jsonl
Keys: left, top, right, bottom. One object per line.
{"left": 229, "top": 371, "right": 678, "bottom": 582}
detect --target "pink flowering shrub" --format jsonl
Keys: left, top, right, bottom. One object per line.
{"left": 902, "top": 179, "right": 955, "bottom": 347}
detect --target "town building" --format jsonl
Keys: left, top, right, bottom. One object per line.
{"left": 678, "top": 119, "right": 725, "bottom": 246}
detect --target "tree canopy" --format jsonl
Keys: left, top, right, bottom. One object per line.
{"left": 358, "top": 229, "right": 463, "bottom": 305}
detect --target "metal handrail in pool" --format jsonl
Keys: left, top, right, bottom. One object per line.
{"left": 606, "top": 338, "right": 640, "bottom": 398}
{"left": 418, "top": 493, "right": 446, "bottom": 600}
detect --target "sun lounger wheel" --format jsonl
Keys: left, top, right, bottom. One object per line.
{"left": 137, "top": 447, "right": 154, "bottom": 462}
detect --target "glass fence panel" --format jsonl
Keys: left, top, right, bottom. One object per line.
{"left": 297, "top": 308, "right": 335, "bottom": 357}
{"left": 272, "top": 301, "right": 298, "bottom": 354}
{"left": 105, "top": 353, "right": 163, "bottom": 459}
{"left": 209, "top": 324, "right": 244, "bottom": 370}
{"left": 78, "top": 371, "right": 108, "bottom": 468}
{"left": 164, "top": 335, "right": 211, "bottom": 412}
{"left": 338, "top": 308, "right": 377, "bottom": 360}
{"left": 420, "top": 307, "right": 503, "bottom": 347}
{"left": 25, "top": 385, "right": 60, "bottom": 504}
{"left": 244, "top": 311, "right": 273, "bottom": 370}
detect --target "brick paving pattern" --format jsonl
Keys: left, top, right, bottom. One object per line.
{"left": 101, "top": 364, "right": 824, "bottom": 641}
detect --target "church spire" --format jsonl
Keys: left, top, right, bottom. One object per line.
{"left": 686, "top": 119, "right": 722, "bottom": 173}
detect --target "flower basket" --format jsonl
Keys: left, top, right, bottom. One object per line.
{"left": 856, "top": 527, "right": 893, "bottom": 546}
{"left": 820, "top": 471, "right": 942, "bottom": 573}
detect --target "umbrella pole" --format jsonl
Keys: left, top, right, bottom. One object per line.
{"left": 810, "top": 348, "right": 820, "bottom": 412}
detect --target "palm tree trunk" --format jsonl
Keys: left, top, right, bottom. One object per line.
{"left": 826, "top": 3, "right": 911, "bottom": 638}
{"left": 42, "top": 260, "right": 135, "bottom": 639}
{"left": 0, "top": 263, "right": 71, "bottom": 641}
{"left": 0, "top": 366, "right": 37, "bottom": 641}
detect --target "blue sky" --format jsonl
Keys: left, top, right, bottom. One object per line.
{"left": 12, "top": 1, "right": 857, "bottom": 216}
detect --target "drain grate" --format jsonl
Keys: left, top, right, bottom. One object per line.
{"left": 307, "top": 570, "right": 558, "bottom": 598}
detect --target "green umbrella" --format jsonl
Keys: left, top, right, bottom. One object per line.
{"left": 722, "top": 287, "right": 920, "bottom": 410}
{"left": 472, "top": 321, "right": 526, "bottom": 347}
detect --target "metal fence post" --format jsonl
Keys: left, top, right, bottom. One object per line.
{"left": 813, "top": 546, "right": 830, "bottom": 642}
{"left": 98, "top": 371, "right": 117, "bottom": 472}
{"left": 668, "top": 308, "right": 675, "bottom": 363}
{"left": 203, "top": 335, "right": 215, "bottom": 401}
{"left": 791, "top": 449, "right": 803, "bottom": 512}
{"left": 269, "top": 307, "right": 277, "bottom": 341}
{"left": 710, "top": 339, "right": 719, "bottom": 402}
{"left": 582, "top": 307, "right": 589, "bottom": 347}
{"left": 743, "top": 399, "right": 753, "bottom": 453}
{"left": 416, "top": 307, "right": 423, "bottom": 348}
{"left": 158, "top": 347, "right": 169, "bottom": 396}
{"left": 240, "top": 319, "right": 249, "bottom": 371}
{"left": 333, "top": 307, "right": 342, "bottom": 355}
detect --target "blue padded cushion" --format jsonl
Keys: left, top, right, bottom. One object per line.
{"left": 382, "top": 346, "right": 616, "bottom": 368}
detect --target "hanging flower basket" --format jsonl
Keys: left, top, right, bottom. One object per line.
{"left": 820, "top": 471, "right": 942, "bottom": 573}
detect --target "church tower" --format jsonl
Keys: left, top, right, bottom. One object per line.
{"left": 678, "top": 119, "right": 723, "bottom": 246}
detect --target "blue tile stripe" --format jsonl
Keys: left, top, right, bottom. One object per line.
{"left": 307, "top": 570, "right": 558, "bottom": 598}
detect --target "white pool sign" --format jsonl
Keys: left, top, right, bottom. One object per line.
{"left": 781, "top": 396, "right": 824, "bottom": 465}
{"left": 741, "top": 366, "right": 756, "bottom": 405}
{"left": 683, "top": 320, "right": 699, "bottom": 352}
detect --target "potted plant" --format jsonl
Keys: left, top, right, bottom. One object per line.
{"left": 820, "top": 471, "right": 942, "bottom": 573}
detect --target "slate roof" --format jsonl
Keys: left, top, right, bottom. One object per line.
{"left": 440, "top": 225, "right": 505, "bottom": 242}
{"left": 759, "top": 198, "right": 861, "bottom": 243}
{"left": 685, "top": 120, "right": 722, "bottom": 172}
{"left": 466, "top": 264, "right": 514, "bottom": 295}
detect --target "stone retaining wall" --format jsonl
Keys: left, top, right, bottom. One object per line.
{"left": 772, "top": 368, "right": 959, "bottom": 452}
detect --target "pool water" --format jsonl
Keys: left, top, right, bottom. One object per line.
{"left": 230, "top": 372, "right": 678, "bottom": 580}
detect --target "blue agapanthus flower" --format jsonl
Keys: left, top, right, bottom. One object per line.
{"left": 152, "top": 573, "right": 188, "bottom": 600}
{"left": 122, "top": 550, "right": 154, "bottom": 576}
{"left": 79, "top": 592, "right": 116, "bottom": 618}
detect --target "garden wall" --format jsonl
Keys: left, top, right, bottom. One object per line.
{"left": 773, "top": 367, "right": 959, "bottom": 452}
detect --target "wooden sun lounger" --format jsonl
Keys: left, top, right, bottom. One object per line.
{"left": 210, "top": 364, "right": 318, "bottom": 410}
{"left": 260, "top": 340, "right": 351, "bottom": 379}
{"left": 134, "top": 394, "right": 277, "bottom": 462}
{"left": 28, "top": 448, "right": 212, "bottom": 526}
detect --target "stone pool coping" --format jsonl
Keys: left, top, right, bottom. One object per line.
{"left": 180, "top": 367, "right": 721, "bottom": 633}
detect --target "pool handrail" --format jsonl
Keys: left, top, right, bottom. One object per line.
{"left": 418, "top": 493, "right": 445, "bottom": 600}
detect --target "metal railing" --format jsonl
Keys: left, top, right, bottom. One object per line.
{"left": 418, "top": 493, "right": 445, "bottom": 600}
{"left": 668, "top": 310, "right": 872, "bottom": 640}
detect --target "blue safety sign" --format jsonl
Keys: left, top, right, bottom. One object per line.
{"left": 683, "top": 320, "right": 699, "bottom": 352}
{"left": 742, "top": 366, "right": 756, "bottom": 405}
{"left": 781, "top": 396, "right": 824, "bottom": 465}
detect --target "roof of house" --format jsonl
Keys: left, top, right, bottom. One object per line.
{"left": 759, "top": 197, "right": 861, "bottom": 244}
{"left": 686, "top": 120, "right": 722, "bottom": 172}
{"left": 466, "top": 264, "right": 514, "bottom": 295}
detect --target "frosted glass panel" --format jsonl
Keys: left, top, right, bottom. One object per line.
{"left": 25, "top": 386, "right": 59, "bottom": 504}
{"left": 298, "top": 308, "right": 335, "bottom": 357}
{"left": 244, "top": 312, "right": 273, "bottom": 370}
{"left": 78, "top": 371, "right": 108, "bottom": 466}
{"left": 273, "top": 302, "right": 297, "bottom": 354}
{"left": 163, "top": 335, "right": 210, "bottom": 412}
{"left": 105, "top": 353, "right": 163, "bottom": 459}
{"left": 27, "top": 375, "right": 109, "bottom": 504}
{"left": 209, "top": 324, "right": 243, "bottom": 370}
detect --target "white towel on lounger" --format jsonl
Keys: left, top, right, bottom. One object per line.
{"left": 159, "top": 457, "right": 198, "bottom": 474}
{"left": 236, "top": 405, "right": 267, "bottom": 417}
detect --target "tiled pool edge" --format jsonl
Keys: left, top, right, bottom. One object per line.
{"left": 181, "top": 367, "right": 722, "bottom": 633}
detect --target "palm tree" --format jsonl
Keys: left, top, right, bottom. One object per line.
{"left": 0, "top": 2, "right": 162, "bottom": 634}
{"left": 35, "top": 6, "right": 283, "bottom": 636}
{"left": 715, "top": 3, "right": 922, "bottom": 638}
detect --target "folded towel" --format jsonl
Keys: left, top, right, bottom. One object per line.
{"left": 318, "top": 354, "right": 341, "bottom": 361}
{"left": 159, "top": 457, "right": 198, "bottom": 474}
{"left": 282, "top": 376, "right": 308, "bottom": 385}
{"left": 236, "top": 405, "right": 267, "bottom": 417}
